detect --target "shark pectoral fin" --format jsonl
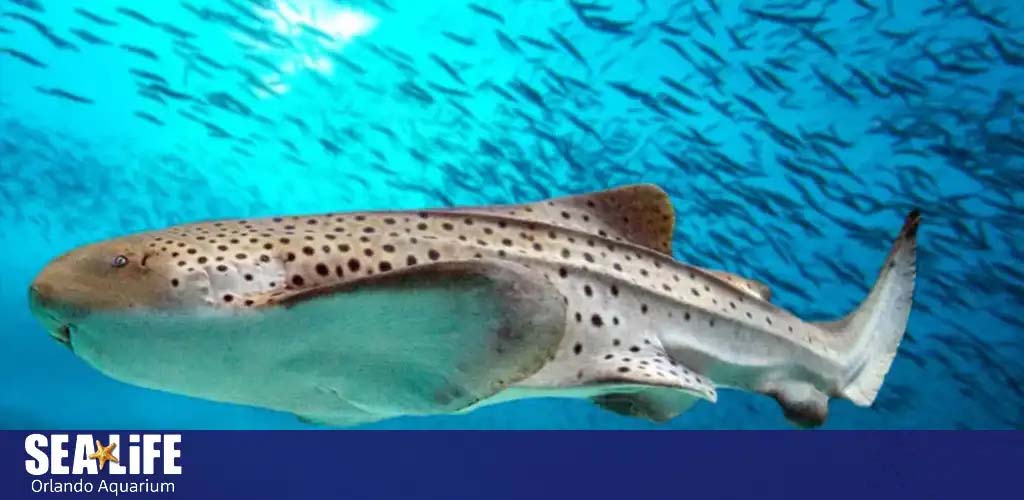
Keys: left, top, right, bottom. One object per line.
{"left": 582, "top": 335, "right": 716, "bottom": 422}
{"left": 701, "top": 268, "right": 772, "bottom": 301}
{"left": 250, "top": 260, "right": 567, "bottom": 417}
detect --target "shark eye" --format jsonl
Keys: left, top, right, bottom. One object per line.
{"left": 111, "top": 255, "right": 129, "bottom": 268}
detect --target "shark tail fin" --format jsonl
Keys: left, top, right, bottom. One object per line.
{"left": 816, "top": 210, "right": 920, "bottom": 407}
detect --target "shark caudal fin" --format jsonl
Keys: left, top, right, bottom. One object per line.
{"left": 817, "top": 210, "right": 920, "bottom": 407}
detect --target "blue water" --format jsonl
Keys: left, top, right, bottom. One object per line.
{"left": 1, "top": 0, "right": 1021, "bottom": 429}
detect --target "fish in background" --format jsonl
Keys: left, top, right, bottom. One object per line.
{"left": 0, "top": 0, "right": 1020, "bottom": 428}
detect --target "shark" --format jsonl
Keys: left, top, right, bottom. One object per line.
{"left": 28, "top": 185, "right": 918, "bottom": 427}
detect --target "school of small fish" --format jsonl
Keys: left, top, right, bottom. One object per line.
{"left": 0, "top": 0, "right": 1021, "bottom": 429}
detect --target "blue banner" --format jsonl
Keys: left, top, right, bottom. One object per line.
{"left": 1, "top": 431, "right": 1019, "bottom": 499}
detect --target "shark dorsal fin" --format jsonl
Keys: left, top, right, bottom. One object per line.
{"left": 459, "top": 184, "right": 676, "bottom": 255}
{"left": 538, "top": 184, "right": 676, "bottom": 254}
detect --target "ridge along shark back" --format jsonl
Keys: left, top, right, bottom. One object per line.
{"left": 28, "top": 184, "right": 919, "bottom": 428}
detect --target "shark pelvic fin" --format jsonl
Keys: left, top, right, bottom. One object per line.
{"left": 584, "top": 334, "right": 714, "bottom": 423}
{"left": 578, "top": 334, "right": 717, "bottom": 403}
{"left": 591, "top": 387, "right": 700, "bottom": 423}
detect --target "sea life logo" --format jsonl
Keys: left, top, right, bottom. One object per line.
{"left": 24, "top": 434, "right": 181, "bottom": 495}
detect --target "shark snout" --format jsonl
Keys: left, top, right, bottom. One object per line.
{"left": 29, "top": 254, "right": 101, "bottom": 351}
{"left": 29, "top": 246, "right": 123, "bottom": 322}
{"left": 29, "top": 282, "right": 55, "bottom": 305}
{"left": 28, "top": 282, "right": 75, "bottom": 349}
{"left": 29, "top": 264, "right": 85, "bottom": 316}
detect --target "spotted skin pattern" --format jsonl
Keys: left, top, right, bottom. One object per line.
{"left": 33, "top": 185, "right": 918, "bottom": 426}
{"left": 152, "top": 187, "right": 815, "bottom": 394}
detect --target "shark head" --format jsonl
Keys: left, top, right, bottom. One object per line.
{"left": 28, "top": 234, "right": 191, "bottom": 348}
{"left": 25, "top": 229, "right": 282, "bottom": 405}
{"left": 23, "top": 211, "right": 575, "bottom": 424}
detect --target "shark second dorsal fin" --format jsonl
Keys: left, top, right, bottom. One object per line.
{"left": 456, "top": 184, "right": 677, "bottom": 255}
{"left": 701, "top": 269, "right": 773, "bottom": 302}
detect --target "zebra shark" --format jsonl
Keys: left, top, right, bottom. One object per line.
{"left": 28, "top": 185, "right": 918, "bottom": 427}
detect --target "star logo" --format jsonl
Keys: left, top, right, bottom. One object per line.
{"left": 88, "top": 440, "right": 119, "bottom": 471}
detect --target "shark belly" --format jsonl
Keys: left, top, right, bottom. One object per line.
{"left": 69, "top": 310, "right": 378, "bottom": 421}
{"left": 68, "top": 259, "right": 569, "bottom": 426}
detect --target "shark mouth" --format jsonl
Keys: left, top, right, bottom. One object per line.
{"left": 49, "top": 324, "right": 72, "bottom": 350}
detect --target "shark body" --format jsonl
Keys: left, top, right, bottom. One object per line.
{"left": 28, "top": 185, "right": 918, "bottom": 427}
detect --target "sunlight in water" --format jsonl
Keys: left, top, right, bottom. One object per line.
{"left": 249, "top": 0, "right": 378, "bottom": 97}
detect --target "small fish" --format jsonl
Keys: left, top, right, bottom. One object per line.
{"left": 655, "top": 21, "right": 689, "bottom": 37}
{"left": 70, "top": 28, "right": 110, "bottom": 46}
{"left": 691, "top": 5, "right": 714, "bottom": 36}
{"left": 397, "top": 81, "right": 434, "bottom": 105}
{"left": 467, "top": 3, "right": 504, "bottom": 24}
{"left": 962, "top": 0, "right": 1007, "bottom": 28}
{"left": 733, "top": 94, "right": 767, "bottom": 117}
{"left": 160, "top": 23, "right": 196, "bottom": 40}
{"left": 726, "top": 27, "right": 750, "bottom": 50}
{"left": 115, "top": 7, "right": 157, "bottom": 26}
{"left": 660, "top": 76, "right": 699, "bottom": 99}
{"left": 743, "top": 7, "right": 824, "bottom": 26}
{"left": 661, "top": 38, "right": 694, "bottom": 64}
{"left": 129, "top": 68, "right": 168, "bottom": 85}
{"left": 441, "top": 31, "right": 475, "bottom": 47}
{"left": 798, "top": 28, "right": 836, "bottom": 57}
{"left": 195, "top": 54, "right": 227, "bottom": 70}
{"left": 319, "top": 137, "right": 341, "bottom": 155}
{"left": 428, "top": 53, "right": 466, "bottom": 85}
{"left": 299, "top": 23, "right": 334, "bottom": 43}
{"left": 10, "top": 0, "right": 44, "bottom": 13}
{"left": 133, "top": 111, "right": 164, "bottom": 126}
{"left": 693, "top": 40, "right": 725, "bottom": 65}
{"left": 812, "top": 68, "right": 857, "bottom": 104}
{"left": 34, "top": 86, "right": 93, "bottom": 104}
{"left": 509, "top": 79, "right": 547, "bottom": 110}
{"left": 0, "top": 46, "right": 45, "bottom": 67}
{"left": 549, "top": 29, "right": 587, "bottom": 68}
{"left": 74, "top": 8, "right": 118, "bottom": 27}
{"left": 427, "top": 82, "right": 470, "bottom": 98}
{"left": 206, "top": 91, "right": 252, "bottom": 116}
{"left": 659, "top": 94, "right": 698, "bottom": 116}
{"left": 144, "top": 83, "right": 191, "bottom": 101}
{"left": 119, "top": 43, "right": 159, "bottom": 61}
{"left": 2, "top": 10, "right": 46, "bottom": 33}
{"left": 202, "top": 121, "right": 232, "bottom": 139}
{"left": 518, "top": 35, "right": 555, "bottom": 51}
{"left": 494, "top": 29, "right": 520, "bottom": 53}
{"left": 565, "top": 113, "right": 601, "bottom": 139}
{"left": 989, "top": 33, "right": 1024, "bottom": 67}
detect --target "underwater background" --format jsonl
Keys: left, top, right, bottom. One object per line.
{"left": 1, "top": 0, "right": 1021, "bottom": 429}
